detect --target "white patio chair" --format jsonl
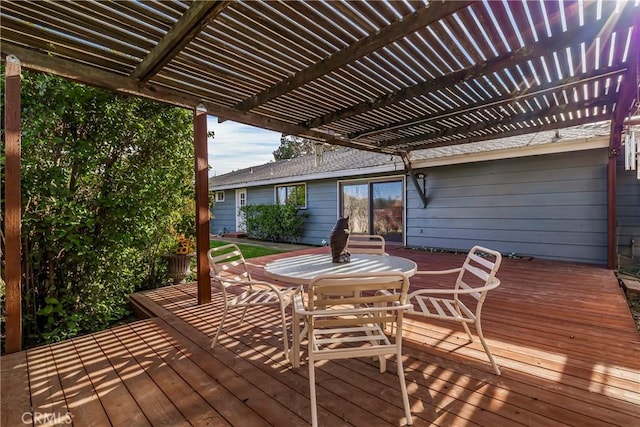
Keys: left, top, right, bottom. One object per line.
{"left": 346, "top": 234, "right": 388, "bottom": 255}
{"left": 407, "top": 245, "right": 503, "bottom": 374}
{"left": 207, "top": 244, "right": 300, "bottom": 360}
{"left": 293, "top": 271, "right": 413, "bottom": 426}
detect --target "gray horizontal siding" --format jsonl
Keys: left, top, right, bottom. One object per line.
{"left": 406, "top": 149, "right": 608, "bottom": 265}
{"left": 617, "top": 160, "right": 640, "bottom": 257}
{"left": 211, "top": 187, "right": 273, "bottom": 234}
{"left": 210, "top": 181, "right": 339, "bottom": 245}
{"left": 210, "top": 190, "right": 235, "bottom": 234}
{"left": 210, "top": 148, "right": 623, "bottom": 265}
{"left": 300, "top": 180, "right": 338, "bottom": 245}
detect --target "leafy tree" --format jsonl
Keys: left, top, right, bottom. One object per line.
{"left": 273, "top": 134, "right": 336, "bottom": 161}
{"left": 1, "top": 69, "right": 196, "bottom": 347}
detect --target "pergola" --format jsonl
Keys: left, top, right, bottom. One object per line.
{"left": 2, "top": 0, "right": 639, "bottom": 353}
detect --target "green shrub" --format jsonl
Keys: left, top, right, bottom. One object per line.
{"left": 240, "top": 204, "right": 307, "bottom": 243}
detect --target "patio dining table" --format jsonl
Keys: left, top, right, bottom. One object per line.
{"left": 264, "top": 253, "right": 417, "bottom": 285}
{"left": 264, "top": 252, "right": 417, "bottom": 367}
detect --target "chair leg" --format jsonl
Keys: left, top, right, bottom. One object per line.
{"left": 455, "top": 303, "right": 474, "bottom": 342}
{"left": 309, "top": 355, "right": 318, "bottom": 427}
{"left": 280, "top": 303, "right": 290, "bottom": 361}
{"left": 211, "top": 304, "right": 229, "bottom": 349}
{"left": 239, "top": 306, "right": 249, "bottom": 324}
{"left": 461, "top": 321, "right": 474, "bottom": 342}
{"left": 378, "top": 355, "right": 387, "bottom": 373}
{"left": 396, "top": 353, "right": 412, "bottom": 425}
{"left": 475, "top": 320, "right": 501, "bottom": 375}
{"left": 292, "top": 309, "right": 303, "bottom": 368}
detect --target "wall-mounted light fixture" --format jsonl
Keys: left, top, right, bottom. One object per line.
{"left": 415, "top": 172, "right": 427, "bottom": 207}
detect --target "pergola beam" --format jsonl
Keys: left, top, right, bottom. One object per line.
{"left": 349, "top": 65, "right": 626, "bottom": 140}
{"left": 306, "top": 10, "right": 635, "bottom": 131}
{"left": 379, "top": 93, "right": 618, "bottom": 149}
{"left": 234, "top": 1, "right": 473, "bottom": 112}
{"left": 0, "top": 44, "right": 396, "bottom": 156}
{"left": 130, "top": 1, "right": 231, "bottom": 82}
{"left": 390, "top": 113, "right": 612, "bottom": 153}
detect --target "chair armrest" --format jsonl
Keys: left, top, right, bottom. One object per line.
{"left": 212, "top": 275, "right": 300, "bottom": 295}
{"left": 414, "top": 267, "right": 463, "bottom": 276}
{"left": 408, "top": 279, "right": 501, "bottom": 297}
{"left": 293, "top": 292, "right": 308, "bottom": 315}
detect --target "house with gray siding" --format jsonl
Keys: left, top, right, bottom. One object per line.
{"left": 209, "top": 122, "right": 639, "bottom": 266}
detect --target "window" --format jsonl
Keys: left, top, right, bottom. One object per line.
{"left": 340, "top": 178, "right": 404, "bottom": 242}
{"left": 215, "top": 191, "right": 225, "bottom": 202}
{"left": 275, "top": 183, "right": 306, "bottom": 208}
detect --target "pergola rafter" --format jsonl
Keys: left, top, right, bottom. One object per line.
{"left": 304, "top": 12, "right": 634, "bottom": 132}
{"left": 348, "top": 65, "right": 627, "bottom": 141}
{"left": 234, "top": 1, "right": 474, "bottom": 112}
{"left": 378, "top": 88, "right": 620, "bottom": 149}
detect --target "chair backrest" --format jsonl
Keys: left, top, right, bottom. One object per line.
{"left": 207, "top": 243, "right": 251, "bottom": 282}
{"left": 306, "top": 272, "right": 409, "bottom": 328}
{"left": 454, "top": 246, "right": 502, "bottom": 302}
{"left": 346, "top": 234, "right": 387, "bottom": 255}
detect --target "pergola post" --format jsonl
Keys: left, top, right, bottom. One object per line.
{"left": 3, "top": 55, "right": 22, "bottom": 353}
{"left": 194, "top": 104, "right": 211, "bottom": 304}
{"left": 607, "top": 15, "right": 639, "bottom": 270}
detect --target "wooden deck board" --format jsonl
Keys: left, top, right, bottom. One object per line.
{"left": 25, "top": 344, "right": 70, "bottom": 425}
{"left": 1, "top": 351, "right": 31, "bottom": 426}
{"left": 48, "top": 339, "right": 111, "bottom": 425}
{"left": 2, "top": 247, "right": 639, "bottom": 426}
{"left": 96, "top": 326, "right": 192, "bottom": 427}
{"left": 71, "top": 332, "right": 151, "bottom": 426}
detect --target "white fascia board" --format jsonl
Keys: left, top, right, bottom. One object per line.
{"left": 209, "top": 136, "right": 609, "bottom": 191}
{"left": 209, "top": 162, "right": 403, "bottom": 190}
{"left": 411, "top": 136, "right": 610, "bottom": 168}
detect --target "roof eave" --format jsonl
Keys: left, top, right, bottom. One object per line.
{"left": 209, "top": 135, "right": 609, "bottom": 191}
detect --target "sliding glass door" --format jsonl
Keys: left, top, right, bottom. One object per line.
{"left": 340, "top": 178, "right": 404, "bottom": 242}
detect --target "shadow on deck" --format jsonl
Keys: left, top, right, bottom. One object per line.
{"left": 2, "top": 246, "right": 639, "bottom": 426}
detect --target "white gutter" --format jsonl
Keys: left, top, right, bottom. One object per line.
{"left": 411, "top": 136, "right": 609, "bottom": 168}
{"left": 210, "top": 162, "right": 404, "bottom": 190}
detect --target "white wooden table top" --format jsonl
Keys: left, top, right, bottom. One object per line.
{"left": 264, "top": 253, "right": 417, "bottom": 285}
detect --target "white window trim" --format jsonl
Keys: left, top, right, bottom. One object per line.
{"left": 215, "top": 191, "right": 225, "bottom": 202}
{"left": 274, "top": 182, "right": 307, "bottom": 209}
{"left": 337, "top": 175, "right": 406, "bottom": 246}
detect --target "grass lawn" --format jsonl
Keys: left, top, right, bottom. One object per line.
{"left": 209, "top": 239, "right": 286, "bottom": 259}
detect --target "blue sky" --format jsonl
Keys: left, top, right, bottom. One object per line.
{"left": 207, "top": 116, "right": 282, "bottom": 177}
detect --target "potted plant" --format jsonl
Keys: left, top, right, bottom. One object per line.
{"left": 163, "top": 233, "right": 195, "bottom": 284}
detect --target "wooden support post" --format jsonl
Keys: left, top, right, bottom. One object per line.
{"left": 194, "top": 104, "right": 211, "bottom": 304}
{"left": 607, "top": 15, "right": 639, "bottom": 270}
{"left": 4, "top": 55, "right": 22, "bottom": 353}
{"left": 607, "top": 127, "right": 622, "bottom": 270}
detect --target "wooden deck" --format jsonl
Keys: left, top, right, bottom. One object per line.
{"left": 3, "top": 246, "right": 639, "bottom": 426}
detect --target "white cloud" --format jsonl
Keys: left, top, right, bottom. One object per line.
{"left": 206, "top": 116, "right": 282, "bottom": 176}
